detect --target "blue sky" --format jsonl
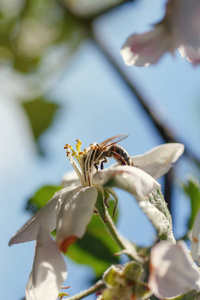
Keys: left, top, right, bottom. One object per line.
{"left": 1, "top": 0, "right": 200, "bottom": 299}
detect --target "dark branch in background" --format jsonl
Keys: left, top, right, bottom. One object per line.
{"left": 90, "top": 30, "right": 200, "bottom": 211}
{"left": 164, "top": 169, "right": 174, "bottom": 214}
{"left": 91, "top": 33, "right": 200, "bottom": 168}
{"left": 59, "top": 1, "right": 200, "bottom": 210}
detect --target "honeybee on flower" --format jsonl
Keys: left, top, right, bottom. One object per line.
{"left": 9, "top": 136, "right": 184, "bottom": 300}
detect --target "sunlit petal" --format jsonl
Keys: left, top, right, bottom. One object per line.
{"left": 179, "top": 44, "right": 200, "bottom": 66}
{"left": 56, "top": 186, "right": 97, "bottom": 252}
{"left": 25, "top": 272, "right": 35, "bottom": 300}
{"left": 9, "top": 186, "right": 76, "bottom": 245}
{"left": 131, "top": 143, "right": 184, "bottom": 179}
{"left": 93, "top": 166, "right": 160, "bottom": 201}
{"left": 26, "top": 229, "right": 67, "bottom": 300}
{"left": 62, "top": 170, "right": 81, "bottom": 188}
{"left": 149, "top": 241, "right": 200, "bottom": 299}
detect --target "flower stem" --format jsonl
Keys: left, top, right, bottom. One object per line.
{"left": 66, "top": 280, "right": 105, "bottom": 300}
{"left": 102, "top": 209, "right": 144, "bottom": 263}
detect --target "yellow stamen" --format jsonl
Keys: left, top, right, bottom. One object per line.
{"left": 76, "top": 139, "right": 82, "bottom": 153}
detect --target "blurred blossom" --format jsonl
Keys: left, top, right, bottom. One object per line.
{"left": 0, "top": 66, "right": 37, "bottom": 101}
{"left": 16, "top": 20, "right": 57, "bottom": 58}
{"left": 63, "top": 0, "right": 124, "bottom": 17}
{"left": 0, "top": 0, "right": 23, "bottom": 17}
{"left": 121, "top": 0, "right": 200, "bottom": 66}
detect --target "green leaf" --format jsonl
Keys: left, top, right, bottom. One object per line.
{"left": 66, "top": 201, "right": 120, "bottom": 276}
{"left": 26, "top": 185, "right": 62, "bottom": 213}
{"left": 22, "top": 97, "right": 59, "bottom": 153}
{"left": 182, "top": 177, "right": 200, "bottom": 230}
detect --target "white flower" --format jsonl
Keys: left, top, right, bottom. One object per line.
{"left": 121, "top": 0, "right": 200, "bottom": 66}
{"left": 9, "top": 139, "right": 184, "bottom": 300}
{"left": 148, "top": 241, "right": 200, "bottom": 299}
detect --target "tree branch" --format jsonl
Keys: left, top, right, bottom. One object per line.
{"left": 66, "top": 280, "right": 105, "bottom": 300}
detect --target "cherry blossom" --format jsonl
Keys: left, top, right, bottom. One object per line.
{"left": 121, "top": 0, "right": 200, "bottom": 66}
{"left": 9, "top": 140, "right": 184, "bottom": 300}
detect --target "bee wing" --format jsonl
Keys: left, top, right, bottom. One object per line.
{"left": 99, "top": 134, "right": 129, "bottom": 148}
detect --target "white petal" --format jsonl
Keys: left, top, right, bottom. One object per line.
{"left": 132, "top": 143, "right": 184, "bottom": 179}
{"left": 56, "top": 186, "right": 97, "bottom": 252}
{"left": 93, "top": 166, "right": 160, "bottom": 201}
{"left": 149, "top": 241, "right": 200, "bottom": 299}
{"left": 121, "top": 26, "right": 172, "bottom": 67}
{"left": 191, "top": 208, "right": 200, "bottom": 264}
{"left": 179, "top": 44, "right": 200, "bottom": 65}
{"left": 9, "top": 186, "right": 76, "bottom": 245}
{"left": 26, "top": 272, "right": 35, "bottom": 300}
{"left": 62, "top": 170, "right": 81, "bottom": 188}
{"left": 26, "top": 229, "right": 67, "bottom": 300}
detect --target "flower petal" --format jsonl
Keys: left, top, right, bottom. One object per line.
{"left": 93, "top": 166, "right": 160, "bottom": 201}
{"left": 121, "top": 26, "right": 172, "bottom": 67}
{"left": 179, "top": 44, "right": 200, "bottom": 66}
{"left": 191, "top": 208, "right": 200, "bottom": 264}
{"left": 149, "top": 241, "right": 200, "bottom": 299}
{"left": 131, "top": 143, "right": 184, "bottom": 179}
{"left": 56, "top": 186, "right": 98, "bottom": 252}
{"left": 26, "top": 229, "right": 67, "bottom": 300}
{"left": 62, "top": 170, "right": 81, "bottom": 188}
{"left": 26, "top": 272, "right": 35, "bottom": 300}
{"left": 9, "top": 186, "right": 76, "bottom": 245}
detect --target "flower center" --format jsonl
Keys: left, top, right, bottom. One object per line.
{"left": 64, "top": 139, "right": 98, "bottom": 187}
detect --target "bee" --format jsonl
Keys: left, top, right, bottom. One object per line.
{"left": 85, "top": 134, "right": 133, "bottom": 172}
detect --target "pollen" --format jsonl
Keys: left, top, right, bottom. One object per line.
{"left": 64, "top": 139, "right": 87, "bottom": 166}
{"left": 76, "top": 139, "right": 82, "bottom": 153}
{"left": 72, "top": 151, "right": 77, "bottom": 156}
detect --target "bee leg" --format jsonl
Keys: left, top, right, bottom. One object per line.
{"left": 94, "top": 163, "right": 99, "bottom": 171}
{"left": 100, "top": 158, "right": 108, "bottom": 170}
{"left": 104, "top": 197, "right": 109, "bottom": 209}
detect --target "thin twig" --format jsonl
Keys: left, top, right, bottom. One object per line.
{"left": 66, "top": 280, "right": 105, "bottom": 300}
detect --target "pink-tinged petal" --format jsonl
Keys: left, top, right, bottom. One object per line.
{"left": 149, "top": 241, "right": 200, "bottom": 299}
{"left": 121, "top": 26, "right": 172, "bottom": 67}
{"left": 26, "top": 229, "right": 67, "bottom": 300}
{"left": 56, "top": 186, "right": 97, "bottom": 252}
{"left": 9, "top": 186, "right": 76, "bottom": 245}
{"left": 191, "top": 208, "right": 200, "bottom": 264}
{"left": 132, "top": 143, "right": 184, "bottom": 180}
{"left": 179, "top": 44, "right": 200, "bottom": 66}
{"left": 62, "top": 171, "right": 81, "bottom": 188}
{"left": 93, "top": 166, "right": 160, "bottom": 201}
